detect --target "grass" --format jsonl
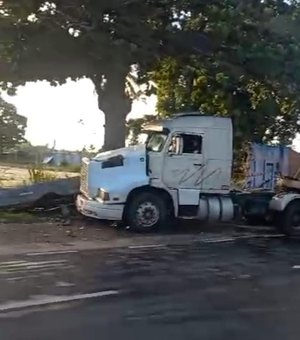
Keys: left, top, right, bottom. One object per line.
{"left": 28, "top": 166, "right": 57, "bottom": 184}
{"left": 0, "top": 211, "right": 40, "bottom": 223}
{"left": 0, "top": 164, "right": 79, "bottom": 188}
{"left": 44, "top": 164, "right": 81, "bottom": 173}
{"left": 0, "top": 162, "right": 81, "bottom": 173}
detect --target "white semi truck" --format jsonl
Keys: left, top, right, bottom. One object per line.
{"left": 76, "top": 113, "right": 300, "bottom": 235}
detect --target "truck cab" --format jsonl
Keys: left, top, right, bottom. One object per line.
{"left": 76, "top": 113, "right": 235, "bottom": 231}
{"left": 146, "top": 114, "right": 232, "bottom": 193}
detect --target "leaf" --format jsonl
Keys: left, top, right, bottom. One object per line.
{"left": 0, "top": 96, "right": 27, "bottom": 153}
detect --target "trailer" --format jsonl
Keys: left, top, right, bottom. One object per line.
{"left": 75, "top": 113, "right": 300, "bottom": 234}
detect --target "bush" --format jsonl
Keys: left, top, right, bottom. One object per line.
{"left": 63, "top": 164, "right": 81, "bottom": 173}
{"left": 60, "top": 160, "right": 69, "bottom": 167}
{"left": 28, "top": 166, "right": 57, "bottom": 184}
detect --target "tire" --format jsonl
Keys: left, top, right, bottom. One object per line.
{"left": 126, "top": 191, "right": 170, "bottom": 232}
{"left": 277, "top": 201, "right": 300, "bottom": 236}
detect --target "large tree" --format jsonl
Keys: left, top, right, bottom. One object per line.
{"left": 0, "top": 0, "right": 210, "bottom": 150}
{"left": 149, "top": 0, "right": 300, "bottom": 174}
{"left": 0, "top": 96, "right": 27, "bottom": 153}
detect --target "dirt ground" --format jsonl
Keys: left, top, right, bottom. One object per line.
{"left": 0, "top": 165, "right": 78, "bottom": 187}
{"left": 0, "top": 213, "right": 275, "bottom": 249}
{"left": 0, "top": 219, "right": 131, "bottom": 246}
{"left": 0, "top": 218, "right": 190, "bottom": 246}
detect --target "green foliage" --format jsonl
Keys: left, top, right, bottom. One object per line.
{"left": 4, "top": 0, "right": 299, "bottom": 155}
{"left": 0, "top": 96, "right": 27, "bottom": 153}
{"left": 152, "top": 0, "right": 300, "bottom": 152}
{"left": 0, "top": 1, "right": 210, "bottom": 150}
{"left": 0, "top": 211, "right": 39, "bottom": 224}
{"left": 28, "top": 166, "right": 57, "bottom": 184}
{"left": 126, "top": 115, "right": 157, "bottom": 145}
{"left": 57, "top": 164, "right": 81, "bottom": 173}
{"left": 60, "top": 160, "right": 69, "bottom": 167}
{"left": 57, "top": 160, "right": 81, "bottom": 173}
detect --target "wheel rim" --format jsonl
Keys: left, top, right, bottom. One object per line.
{"left": 135, "top": 201, "right": 159, "bottom": 228}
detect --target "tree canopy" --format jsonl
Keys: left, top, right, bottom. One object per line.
{"left": 152, "top": 0, "right": 300, "bottom": 152}
{"left": 0, "top": 96, "right": 27, "bottom": 153}
{"left": 0, "top": 0, "right": 209, "bottom": 150}
{"left": 2, "top": 0, "right": 300, "bottom": 157}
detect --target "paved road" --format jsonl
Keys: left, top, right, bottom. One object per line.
{"left": 1, "top": 234, "right": 300, "bottom": 339}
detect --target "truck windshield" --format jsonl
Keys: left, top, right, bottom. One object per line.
{"left": 146, "top": 132, "right": 168, "bottom": 152}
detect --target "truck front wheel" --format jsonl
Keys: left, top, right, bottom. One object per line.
{"left": 126, "top": 191, "right": 169, "bottom": 232}
{"left": 277, "top": 201, "right": 300, "bottom": 236}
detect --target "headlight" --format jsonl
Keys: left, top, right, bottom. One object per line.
{"left": 97, "top": 189, "right": 110, "bottom": 201}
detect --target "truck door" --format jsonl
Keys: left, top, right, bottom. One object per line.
{"left": 264, "top": 162, "right": 275, "bottom": 189}
{"left": 162, "top": 133, "right": 204, "bottom": 189}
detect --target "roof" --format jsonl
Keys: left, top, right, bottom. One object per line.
{"left": 143, "top": 113, "right": 232, "bottom": 132}
{"left": 161, "top": 114, "right": 232, "bottom": 130}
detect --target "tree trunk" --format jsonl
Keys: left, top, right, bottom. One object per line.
{"left": 92, "top": 69, "right": 131, "bottom": 151}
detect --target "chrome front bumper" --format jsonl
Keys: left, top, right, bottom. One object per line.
{"left": 76, "top": 194, "right": 124, "bottom": 221}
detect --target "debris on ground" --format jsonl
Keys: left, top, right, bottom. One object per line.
{"left": 0, "top": 177, "right": 80, "bottom": 210}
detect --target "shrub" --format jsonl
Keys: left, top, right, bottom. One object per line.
{"left": 28, "top": 166, "right": 57, "bottom": 184}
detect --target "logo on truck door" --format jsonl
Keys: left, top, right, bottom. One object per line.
{"left": 173, "top": 164, "right": 222, "bottom": 187}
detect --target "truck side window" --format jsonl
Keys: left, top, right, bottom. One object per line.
{"left": 181, "top": 134, "right": 202, "bottom": 154}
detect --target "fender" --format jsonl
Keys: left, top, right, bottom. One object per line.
{"left": 269, "top": 193, "right": 300, "bottom": 212}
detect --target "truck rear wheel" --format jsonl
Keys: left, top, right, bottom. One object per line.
{"left": 278, "top": 201, "right": 300, "bottom": 236}
{"left": 126, "top": 191, "right": 169, "bottom": 232}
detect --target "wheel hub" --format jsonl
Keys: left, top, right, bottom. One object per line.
{"left": 136, "top": 201, "right": 159, "bottom": 227}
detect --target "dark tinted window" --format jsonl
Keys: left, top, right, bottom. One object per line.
{"left": 102, "top": 155, "right": 124, "bottom": 169}
{"left": 181, "top": 134, "right": 202, "bottom": 154}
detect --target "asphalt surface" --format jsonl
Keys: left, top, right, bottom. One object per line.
{"left": 1, "top": 233, "right": 300, "bottom": 339}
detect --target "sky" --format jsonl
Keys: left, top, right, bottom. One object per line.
{"left": 3, "top": 78, "right": 300, "bottom": 152}
{"left": 3, "top": 78, "right": 157, "bottom": 151}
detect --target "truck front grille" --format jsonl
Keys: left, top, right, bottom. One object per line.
{"left": 80, "top": 160, "right": 89, "bottom": 195}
